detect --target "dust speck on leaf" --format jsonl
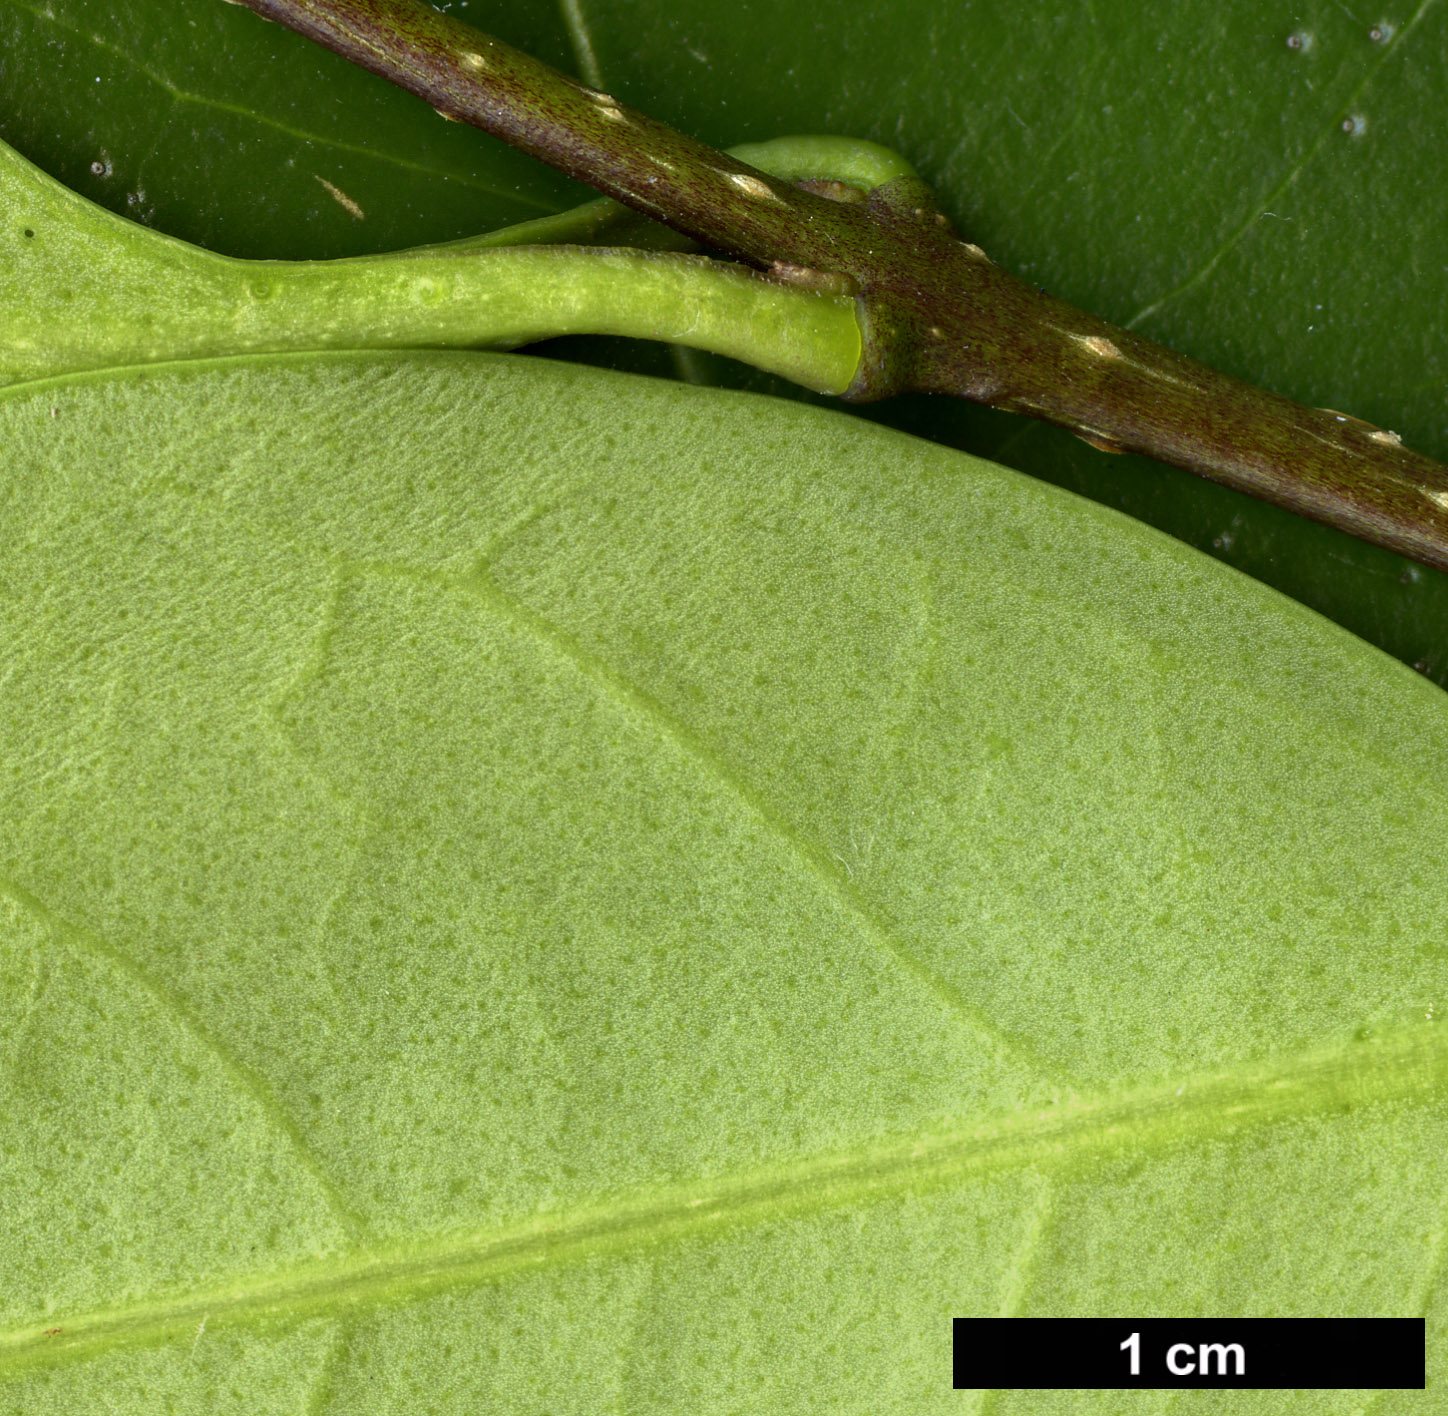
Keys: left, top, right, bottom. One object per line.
{"left": 315, "top": 176, "right": 365, "bottom": 220}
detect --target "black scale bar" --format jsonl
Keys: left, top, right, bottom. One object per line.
{"left": 952, "top": 1318, "right": 1426, "bottom": 1390}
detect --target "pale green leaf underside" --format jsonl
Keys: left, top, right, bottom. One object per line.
{"left": 0, "top": 137, "right": 866, "bottom": 397}
{"left": 1, "top": 351, "right": 1446, "bottom": 1412}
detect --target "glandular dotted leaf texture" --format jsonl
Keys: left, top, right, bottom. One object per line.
{"left": 1, "top": 351, "right": 1444, "bottom": 1410}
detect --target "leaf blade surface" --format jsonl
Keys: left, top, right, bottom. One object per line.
{"left": 1, "top": 350, "right": 1444, "bottom": 1408}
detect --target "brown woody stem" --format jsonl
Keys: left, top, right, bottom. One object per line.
{"left": 229, "top": 0, "right": 1448, "bottom": 573}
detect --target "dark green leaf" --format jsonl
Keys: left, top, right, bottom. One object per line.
{"left": 0, "top": 0, "right": 587, "bottom": 256}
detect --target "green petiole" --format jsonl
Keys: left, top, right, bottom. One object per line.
{"left": 2, "top": 137, "right": 893, "bottom": 395}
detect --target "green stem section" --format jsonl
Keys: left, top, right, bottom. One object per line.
{"left": 231, "top": 0, "right": 1448, "bottom": 575}
{"left": 1, "top": 140, "right": 858, "bottom": 393}
{"left": 272, "top": 246, "right": 858, "bottom": 392}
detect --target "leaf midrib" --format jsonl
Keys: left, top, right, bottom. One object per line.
{"left": 4, "top": 1021, "right": 1443, "bottom": 1376}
